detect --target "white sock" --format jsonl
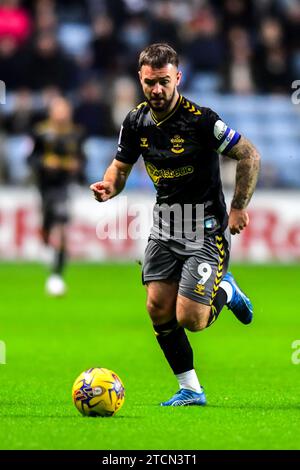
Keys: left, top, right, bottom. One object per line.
{"left": 175, "top": 369, "right": 202, "bottom": 392}
{"left": 220, "top": 280, "right": 233, "bottom": 303}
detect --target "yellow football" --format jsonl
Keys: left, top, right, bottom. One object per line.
{"left": 72, "top": 367, "right": 125, "bottom": 417}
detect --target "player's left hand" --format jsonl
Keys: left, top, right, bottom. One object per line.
{"left": 229, "top": 208, "right": 249, "bottom": 235}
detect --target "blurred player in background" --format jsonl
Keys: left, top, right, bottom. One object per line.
{"left": 91, "top": 43, "right": 260, "bottom": 406}
{"left": 28, "top": 96, "right": 85, "bottom": 296}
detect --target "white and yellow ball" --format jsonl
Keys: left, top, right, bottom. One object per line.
{"left": 72, "top": 367, "right": 125, "bottom": 417}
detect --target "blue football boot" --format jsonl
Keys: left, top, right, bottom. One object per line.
{"left": 222, "top": 272, "right": 253, "bottom": 324}
{"left": 160, "top": 388, "right": 207, "bottom": 407}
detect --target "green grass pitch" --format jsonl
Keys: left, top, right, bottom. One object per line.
{"left": 0, "top": 263, "right": 299, "bottom": 450}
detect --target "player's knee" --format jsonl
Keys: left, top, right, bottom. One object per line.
{"left": 178, "top": 315, "right": 207, "bottom": 332}
{"left": 146, "top": 298, "right": 172, "bottom": 325}
{"left": 177, "top": 308, "right": 210, "bottom": 332}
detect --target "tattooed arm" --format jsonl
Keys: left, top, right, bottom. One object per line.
{"left": 224, "top": 136, "right": 261, "bottom": 235}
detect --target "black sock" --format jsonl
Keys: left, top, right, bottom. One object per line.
{"left": 206, "top": 287, "right": 228, "bottom": 328}
{"left": 53, "top": 247, "right": 66, "bottom": 275}
{"left": 153, "top": 317, "right": 194, "bottom": 374}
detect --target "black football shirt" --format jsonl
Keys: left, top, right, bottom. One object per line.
{"left": 115, "top": 95, "right": 240, "bottom": 231}
{"left": 28, "top": 120, "right": 85, "bottom": 191}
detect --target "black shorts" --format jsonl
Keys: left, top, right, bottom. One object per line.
{"left": 40, "top": 188, "right": 70, "bottom": 232}
{"left": 142, "top": 230, "right": 230, "bottom": 305}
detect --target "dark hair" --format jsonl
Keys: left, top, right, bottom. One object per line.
{"left": 138, "top": 43, "right": 179, "bottom": 69}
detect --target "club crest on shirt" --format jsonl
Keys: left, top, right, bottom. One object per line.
{"left": 170, "top": 135, "right": 185, "bottom": 154}
{"left": 140, "top": 137, "right": 149, "bottom": 148}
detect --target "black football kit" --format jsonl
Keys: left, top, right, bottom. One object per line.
{"left": 28, "top": 120, "right": 85, "bottom": 231}
{"left": 116, "top": 94, "right": 241, "bottom": 304}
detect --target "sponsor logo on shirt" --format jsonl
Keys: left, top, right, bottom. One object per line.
{"left": 145, "top": 162, "right": 194, "bottom": 184}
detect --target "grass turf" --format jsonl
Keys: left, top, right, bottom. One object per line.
{"left": 0, "top": 263, "right": 299, "bottom": 450}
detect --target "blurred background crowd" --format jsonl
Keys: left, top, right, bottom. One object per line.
{"left": 0, "top": 0, "right": 300, "bottom": 189}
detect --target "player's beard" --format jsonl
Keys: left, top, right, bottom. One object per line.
{"left": 147, "top": 88, "right": 176, "bottom": 113}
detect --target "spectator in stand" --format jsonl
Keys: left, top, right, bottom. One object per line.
{"left": 74, "top": 79, "right": 114, "bottom": 137}
{"left": 24, "top": 31, "right": 78, "bottom": 92}
{"left": 0, "top": 0, "right": 32, "bottom": 91}
{"left": 120, "top": 13, "right": 149, "bottom": 77}
{"left": 0, "top": 0, "right": 31, "bottom": 45}
{"left": 218, "top": 0, "right": 255, "bottom": 31}
{"left": 0, "top": 36, "right": 27, "bottom": 90}
{"left": 121, "top": 13, "right": 149, "bottom": 56}
{"left": 149, "top": 0, "right": 181, "bottom": 51}
{"left": 254, "top": 17, "right": 292, "bottom": 93}
{"left": 181, "top": 7, "right": 224, "bottom": 74}
{"left": 221, "top": 27, "right": 255, "bottom": 94}
{"left": 34, "top": 4, "right": 57, "bottom": 35}
{"left": 284, "top": 1, "right": 300, "bottom": 76}
{"left": 90, "top": 15, "right": 122, "bottom": 76}
{"left": 111, "top": 76, "right": 138, "bottom": 131}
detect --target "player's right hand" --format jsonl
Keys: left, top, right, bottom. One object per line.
{"left": 90, "top": 181, "right": 115, "bottom": 202}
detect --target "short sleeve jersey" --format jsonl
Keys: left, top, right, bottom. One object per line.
{"left": 115, "top": 95, "right": 240, "bottom": 230}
